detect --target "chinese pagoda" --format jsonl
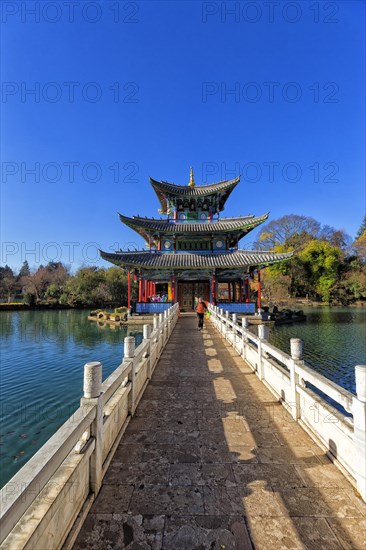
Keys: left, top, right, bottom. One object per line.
{"left": 100, "top": 168, "right": 293, "bottom": 313}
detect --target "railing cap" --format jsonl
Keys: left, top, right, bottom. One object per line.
{"left": 290, "top": 338, "right": 302, "bottom": 360}
{"left": 355, "top": 365, "right": 366, "bottom": 402}
{"left": 124, "top": 335, "right": 136, "bottom": 358}
{"left": 83, "top": 361, "right": 102, "bottom": 398}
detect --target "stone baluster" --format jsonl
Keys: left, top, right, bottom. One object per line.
{"left": 224, "top": 310, "right": 229, "bottom": 337}
{"left": 163, "top": 309, "right": 169, "bottom": 341}
{"left": 143, "top": 324, "right": 152, "bottom": 379}
{"left": 241, "top": 317, "right": 248, "bottom": 360}
{"left": 158, "top": 313, "right": 164, "bottom": 347}
{"left": 153, "top": 314, "right": 159, "bottom": 331}
{"left": 81, "top": 361, "right": 103, "bottom": 494}
{"left": 353, "top": 365, "right": 366, "bottom": 500}
{"left": 124, "top": 336, "right": 136, "bottom": 415}
{"left": 257, "top": 324, "right": 268, "bottom": 380}
{"left": 232, "top": 313, "right": 238, "bottom": 349}
{"left": 289, "top": 338, "right": 302, "bottom": 420}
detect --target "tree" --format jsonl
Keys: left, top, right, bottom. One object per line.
{"left": 22, "top": 266, "right": 50, "bottom": 300}
{"left": 356, "top": 214, "right": 366, "bottom": 240}
{"left": 299, "top": 240, "right": 342, "bottom": 302}
{"left": 64, "top": 267, "right": 107, "bottom": 306}
{"left": 18, "top": 260, "right": 30, "bottom": 280}
{"left": 353, "top": 230, "right": 366, "bottom": 262}
{"left": 255, "top": 215, "right": 321, "bottom": 249}
{"left": 261, "top": 270, "right": 291, "bottom": 305}
{"left": 105, "top": 267, "right": 128, "bottom": 304}
{"left": 319, "top": 226, "right": 352, "bottom": 250}
{"left": 0, "top": 266, "right": 18, "bottom": 302}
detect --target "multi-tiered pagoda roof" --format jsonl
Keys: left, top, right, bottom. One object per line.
{"left": 101, "top": 168, "right": 290, "bottom": 269}
{"left": 102, "top": 249, "right": 293, "bottom": 270}
{"left": 100, "top": 168, "right": 293, "bottom": 311}
{"left": 117, "top": 213, "right": 269, "bottom": 247}
{"left": 150, "top": 174, "right": 240, "bottom": 214}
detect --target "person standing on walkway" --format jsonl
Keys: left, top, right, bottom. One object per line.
{"left": 195, "top": 297, "right": 207, "bottom": 330}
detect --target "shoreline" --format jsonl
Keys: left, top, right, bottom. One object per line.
{"left": 1, "top": 300, "right": 365, "bottom": 312}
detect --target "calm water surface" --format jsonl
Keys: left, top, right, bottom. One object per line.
{"left": 0, "top": 310, "right": 143, "bottom": 488}
{"left": 267, "top": 307, "right": 366, "bottom": 395}
{"left": 0, "top": 307, "right": 365, "bottom": 488}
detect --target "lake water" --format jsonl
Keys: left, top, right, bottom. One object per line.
{"left": 267, "top": 307, "right": 366, "bottom": 395}
{"left": 0, "top": 310, "right": 143, "bottom": 488}
{"left": 0, "top": 307, "right": 365, "bottom": 488}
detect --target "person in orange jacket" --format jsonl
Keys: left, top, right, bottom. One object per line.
{"left": 195, "top": 297, "right": 207, "bottom": 330}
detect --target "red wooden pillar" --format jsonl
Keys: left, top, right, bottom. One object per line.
{"left": 245, "top": 278, "right": 249, "bottom": 303}
{"left": 127, "top": 270, "right": 131, "bottom": 308}
{"left": 257, "top": 270, "right": 261, "bottom": 310}
{"left": 144, "top": 280, "right": 148, "bottom": 302}
{"left": 239, "top": 280, "right": 242, "bottom": 302}
{"left": 138, "top": 278, "right": 143, "bottom": 302}
{"left": 227, "top": 283, "right": 231, "bottom": 302}
{"left": 211, "top": 275, "right": 216, "bottom": 303}
{"left": 171, "top": 275, "right": 175, "bottom": 302}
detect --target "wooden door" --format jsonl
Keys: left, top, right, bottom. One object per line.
{"left": 178, "top": 281, "right": 210, "bottom": 310}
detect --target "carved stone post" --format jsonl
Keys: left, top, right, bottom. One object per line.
{"left": 143, "top": 324, "right": 152, "bottom": 379}
{"left": 242, "top": 317, "right": 248, "bottom": 361}
{"left": 125, "top": 336, "right": 136, "bottom": 415}
{"left": 153, "top": 314, "right": 159, "bottom": 331}
{"left": 289, "top": 338, "right": 302, "bottom": 420}
{"left": 353, "top": 365, "right": 366, "bottom": 500}
{"left": 81, "top": 361, "right": 103, "bottom": 495}
{"left": 257, "top": 325, "right": 268, "bottom": 380}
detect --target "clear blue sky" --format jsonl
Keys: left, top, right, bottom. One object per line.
{"left": 1, "top": 0, "right": 365, "bottom": 272}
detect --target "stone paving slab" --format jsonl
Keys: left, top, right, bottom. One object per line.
{"left": 73, "top": 315, "right": 366, "bottom": 549}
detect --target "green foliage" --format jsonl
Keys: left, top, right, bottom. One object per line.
{"left": 258, "top": 215, "right": 363, "bottom": 304}
{"left": 292, "top": 240, "right": 341, "bottom": 302}
{"left": 64, "top": 267, "right": 107, "bottom": 306}
{"left": 18, "top": 260, "right": 30, "bottom": 279}
{"left": 356, "top": 214, "right": 366, "bottom": 240}
{"left": 0, "top": 265, "right": 19, "bottom": 302}
{"left": 23, "top": 292, "right": 36, "bottom": 306}
{"left": 45, "top": 283, "right": 62, "bottom": 299}
{"left": 353, "top": 230, "right": 366, "bottom": 262}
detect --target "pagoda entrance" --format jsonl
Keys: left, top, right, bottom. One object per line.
{"left": 177, "top": 281, "right": 210, "bottom": 311}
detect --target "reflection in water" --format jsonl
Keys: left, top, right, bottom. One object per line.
{"left": 268, "top": 307, "right": 366, "bottom": 395}
{"left": 0, "top": 310, "right": 143, "bottom": 488}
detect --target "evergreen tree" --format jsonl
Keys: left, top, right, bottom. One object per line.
{"left": 18, "top": 260, "right": 30, "bottom": 279}
{"left": 356, "top": 214, "right": 366, "bottom": 239}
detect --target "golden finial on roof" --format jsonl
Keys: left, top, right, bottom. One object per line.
{"left": 188, "top": 166, "right": 195, "bottom": 187}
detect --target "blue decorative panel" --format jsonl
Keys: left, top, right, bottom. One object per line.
{"left": 135, "top": 302, "right": 173, "bottom": 314}
{"left": 217, "top": 302, "right": 256, "bottom": 314}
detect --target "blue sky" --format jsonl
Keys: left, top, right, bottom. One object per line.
{"left": 1, "top": 0, "right": 365, "bottom": 272}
